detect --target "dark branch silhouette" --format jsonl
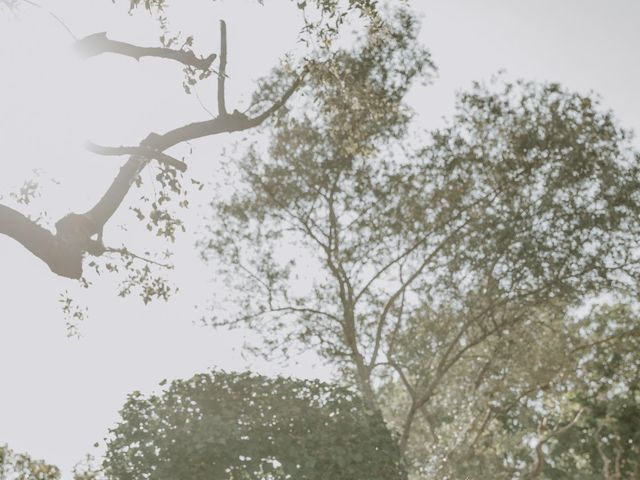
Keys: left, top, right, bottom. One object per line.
{"left": 85, "top": 141, "right": 187, "bottom": 172}
{"left": 217, "top": 20, "right": 228, "bottom": 116}
{"left": 0, "top": 204, "right": 83, "bottom": 278}
{"left": 75, "top": 32, "right": 216, "bottom": 71}
{"left": 0, "top": 23, "right": 307, "bottom": 280}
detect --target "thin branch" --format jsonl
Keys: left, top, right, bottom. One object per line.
{"left": 194, "top": 90, "right": 216, "bottom": 118}
{"left": 85, "top": 142, "right": 187, "bottom": 172}
{"left": 264, "top": 306, "right": 340, "bottom": 323}
{"left": 386, "top": 264, "right": 406, "bottom": 359}
{"left": 104, "top": 247, "right": 173, "bottom": 269}
{"left": 613, "top": 438, "right": 623, "bottom": 480}
{"left": 74, "top": 32, "right": 216, "bottom": 70}
{"left": 368, "top": 218, "right": 472, "bottom": 370}
{"left": 246, "top": 68, "right": 308, "bottom": 127}
{"left": 570, "top": 327, "right": 640, "bottom": 355}
{"left": 355, "top": 184, "right": 506, "bottom": 303}
{"left": 440, "top": 406, "right": 494, "bottom": 469}
{"left": 469, "top": 408, "right": 493, "bottom": 450}
{"left": 217, "top": 20, "right": 228, "bottom": 116}
{"left": 397, "top": 304, "right": 525, "bottom": 450}
{"left": 21, "top": 0, "right": 77, "bottom": 40}
{"left": 399, "top": 401, "right": 419, "bottom": 452}
{"left": 528, "top": 409, "right": 583, "bottom": 479}
{"left": 595, "top": 426, "right": 613, "bottom": 479}
{"left": 246, "top": 170, "right": 330, "bottom": 249}
{"left": 355, "top": 231, "right": 429, "bottom": 303}
{"left": 374, "top": 360, "right": 416, "bottom": 400}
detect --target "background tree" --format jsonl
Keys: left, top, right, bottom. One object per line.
{"left": 505, "top": 304, "right": 640, "bottom": 480}
{"left": 200, "top": 8, "right": 640, "bottom": 478}
{"left": 411, "top": 303, "right": 640, "bottom": 479}
{"left": 103, "top": 370, "right": 406, "bottom": 480}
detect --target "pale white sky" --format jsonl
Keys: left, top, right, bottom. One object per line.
{"left": 0, "top": 0, "right": 639, "bottom": 477}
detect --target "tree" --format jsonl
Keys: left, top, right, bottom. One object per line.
{"left": 200, "top": 7, "right": 640, "bottom": 478}
{"left": 409, "top": 302, "right": 640, "bottom": 479}
{"left": 0, "top": 0, "right": 382, "bottom": 302}
{"left": 0, "top": 444, "right": 60, "bottom": 480}
{"left": 505, "top": 304, "right": 640, "bottom": 480}
{"left": 103, "top": 370, "right": 406, "bottom": 480}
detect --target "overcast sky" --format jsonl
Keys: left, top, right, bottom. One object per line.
{"left": 1, "top": 0, "right": 639, "bottom": 476}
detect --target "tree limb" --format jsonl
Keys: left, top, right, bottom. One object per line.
{"left": 75, "top": 32, "right": 216, "bottom": 71}
{"left": 2, "top": 23, "right": 306, "bottom": 280}
{"left": 85, "top": 141, "right": 187, "bottom": 172}
{"left": 84, "top": 89, "right": 302, "bottom": 236}
{"left": 0, "top": 204, "right": 83, "bottom": 278}
{"left": 217, "top": 20, "right": 228, "bottom": 116}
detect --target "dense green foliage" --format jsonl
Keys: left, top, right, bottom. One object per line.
{"left": 103, "top": 371, "right": 406, "bottom": 480}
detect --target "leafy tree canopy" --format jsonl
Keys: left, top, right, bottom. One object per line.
{"left": 104, "top": 371, "right": 406, "bottom": 480}
{"left": 200, "top": 5, "right": 640, "bottom": 478}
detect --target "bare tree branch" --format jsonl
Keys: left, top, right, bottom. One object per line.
{"left": 85, "top": 141, "right": 187, "bottom": 172}
{"left": 0, "top": 204, "right": 83, "bottom": 278}
{"left": 75, "top": 32, "right": 216, "bottom": 70}
{"left": 245, "top": 69, "right": 308, "bottom": 127}
{"left": 217, "top": 20, "right": 228, "bottom": 116}
{"left": 1, "top": 21, "right": 307, "bottom": 281}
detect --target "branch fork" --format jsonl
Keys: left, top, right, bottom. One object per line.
{"left": 1, "top": 20, "right": 307, "bottom": 279}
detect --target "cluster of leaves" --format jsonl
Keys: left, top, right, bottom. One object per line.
{"left": 0, "top": 170, "right": 58, "bottom": 228}
{"left": 0, "top": 444, "right": 60, "bottom": 480}
{"left": 77, "top": 163, "right": 188, "bottom": 305}
{"left": 71, "top": 455, "right": 104, "bottom": 480}
{"left": 109, "top": 165, "right": 188, "bottom": 303}
{"left": 124, "top": 0, "right": 386, "bottom": 93}
{"left": 296, "top": 0, "right": 385, "bottom": 47}
{"left": 131, "top": 165, "right": 188, "bottom": 243}
{"left": 123, "top": 0, "right": 211, "bottom": 93}
{"left": 59, "top": 290, "right": 89, "bottom": 337}
{"left": 0, "top": 446, "right": 107, "bottom": 480}
{"left": 104, "top": 370, "right": 406, "bottom": 480}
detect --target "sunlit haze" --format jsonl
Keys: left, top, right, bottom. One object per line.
{"left": 1, "top": 0, "right": 639, "bottom": 476}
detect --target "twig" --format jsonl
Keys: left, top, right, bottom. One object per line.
{"left": 528, "top": 409, "right": 583, "bottom": 478}
{"left": 105, "top": 247, "right": 173, "bottom": 269}
{"left": 195, "top": 91, "right": 216, "bottom": 118}
{"left": 21, "top": 0, "right": 77, "bottom": 40}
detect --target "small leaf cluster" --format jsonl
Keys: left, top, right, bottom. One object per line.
{"left": 0, "top": 444, "right": 60, "bottom": 480}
